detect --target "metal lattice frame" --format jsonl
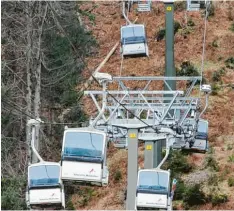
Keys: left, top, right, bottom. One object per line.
{"left": 85, "top": 76, "right": 202, "bottom": 129}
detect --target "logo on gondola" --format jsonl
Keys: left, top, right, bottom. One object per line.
{"left": 51, "top": 193, "right": 55, "bottom": 197}
{"left": 89, "top": 168, "right": 95, "bottom": 174}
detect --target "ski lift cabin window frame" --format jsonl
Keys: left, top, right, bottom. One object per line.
{"left": 61, "top": 129, "right": 106, "bottom": 163}
{"left": 137, "top": 169, "right": 170, "bottom": 194}
{"left": 28, "top": 162, "right": 61, "bottom": 189}
{"left": 60, "top": 127, "right": 109, "bottom": 186}
{"left": 136, "top": 169, "right": 170, "bottom": 209}
{"left": 26, "top": 162, "right": 64, "bottom": 209}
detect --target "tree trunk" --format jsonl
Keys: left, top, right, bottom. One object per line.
{"left": 33, "top": 2, "right": 48, "bottom": 163}
{"left": 25, "top": 1, "right": 33, "bottom": 164}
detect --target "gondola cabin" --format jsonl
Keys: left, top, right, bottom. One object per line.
{"left": 113, "top": 136, "right": 128, "bottom": 149}
{"left": 187, "top": 0, "right": 200, "bottom": 11}
{"left": 137, "top": 0, "right": 152, "bottom": 12}
{"left": 191, "top": 119, "right": 208, "bottom": 152}
{"left": 26, "top": 162, "right": 65, "bottom": 210}
{"left": 187, "top": 0, "right": 210, "bottom": 11}
{"left": 136, "top": 169, "right": 170, "bottom": 210}
{"left": 183, "top": 119, "right": 209, "bottom": 153}
{"left": 121, "top": 24, "right": 149, "bottom": 57}
{"left": 61, "top": 127, "right": 109, "bottom": 186}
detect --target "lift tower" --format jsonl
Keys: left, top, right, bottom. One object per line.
{"left": 165, "top": 0, "right": 176, "bottom": 91}
{"left": 152, "top": 0, "right": 176, "bottom": 168}
{"left": 164, "top": 0, "right": 176, "bottom": 113}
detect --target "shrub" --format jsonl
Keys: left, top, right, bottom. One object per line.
{"left": 228, "top": 154, "right": 234, "bottom": 163}
{"left": 208, "top": 173, "right": 219, "bottom": 186}
{"left": 66, "top": 184, "right": 76, "bottom": 195}
{"left": 218, "top": 56, "right": 223, "bottom": 61}
{"left": 78, "top": 187, "right": 95, "bottom": 207}
{"left": 225, "top": 57, "right": 234, "bottom": 69}
{"left": 177, "top": 61, "right": 200, "bottom": 76}
{"left": 229, "top": 23, "right": 234, "bottom": 32}
{"left": 211, "top": 39, "right": 218, "bottom": 47}
{"left": 211, "top": 193, "right": 228, "bottom": 206}
{"left": 212, "top": 68, "right": 225, "bottom": 82}
{"left": 187, "top": 18, "right": 195, "bottom": 27}
{"left": 227, "top": 144, "right": 233, "bottom": 150}
{"left": 212, "top": 71, "right": 221, "bottom": 82}
{"left": 80, "top": 197, "right": 88, "bottom": 207}
{"left": 63, "top": 105, "right": 87, "bottom": 124}
{"left": 178, "top": 27, "right": 193, "bottom": 37}
{"left": 219, "top": 67, "right": 226, "bottom": 75}
{"left": 173, "top": 180, "right": 186, "bottom": 200}
{"left": 114, "top": 170, "right": 122, "bottom": 182}
{"left": 228, "top": 177, "right": 234, "bottom": 187}
{"left": 167, "top": 151, "right": 193, "bottom": 174}
{"left": 211, "top": 83, "right": 220, "bottom": 95}
{"left": 1, "top": 177, "right": 27, "bottom": 210}
{"left": 174, "top": 1, "right": 186, "bottom": 11}
{"left": 205, "top": 155, "right": 219, "bottom": 171}
{"left": 79, "top": 10, "right": 96, "bottom": 24}
{"left": 60, "top": 90, "right": 78, "bottom": 106}
{"left": 156, "top": 28, "right": 166, "bottom": 41}
{"left": 220, "top": 167, "right": 230, "bottom": 181}
{"left": 183, "top": 184, "right": 207, "bottom": 207}
{"left": 174, "top": 21, "right": 182, "bottom": 34}
{"left": 208, "top": 146, "right": 215, "bottom": 154}
{"left": 86, "top": 187, "right": 96, "bottom": 197}
{"left": 66, "top": 198, "right": 75, "bottom": 210}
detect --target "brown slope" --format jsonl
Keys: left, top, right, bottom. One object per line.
{"left": 74, "top": 1, "right": 234, "bottom": 210}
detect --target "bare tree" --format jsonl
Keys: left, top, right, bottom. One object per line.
{"left": 1, "top": 0, "right": 96, "bottom": 179}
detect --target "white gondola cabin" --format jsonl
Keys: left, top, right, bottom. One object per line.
{"left": 26, "top": 162, "right": 65, "bottom": 210}
{"left": 136, "top": 169, "right": 171, "bottom": 210}
{"left": 112, "top": 126, "right": 128, "bottom": 149}
{"left": 187, "top": 0, "right": 201, "bottom": 11}
{"left": 137, "top": 0, "right": 152, "bottom": 12}
{"left": 187, "top": 0, "right": 210, "bottom": 11}
{"left": 121, "top": 24, "right": 149, "bottom": 57}
{"left": 61, "top": 127, "right": 109, "bottom": 186}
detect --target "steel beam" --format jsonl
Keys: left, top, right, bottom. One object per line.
{"left": 112, "top": 76, "right": 202, "bottom": 81}
{"left": 126, "top": 129, "right": 139, "bottom": 210}
{"left": 164, "top": 2, "right": 176, "bottom": 91}
{"left": 110, "top": 97, "right": 199, "bottom": 101}
{"left": 84, "top": 90, "right": 184, "bottom": 95}
{"left": 144, "top": 141, "right": 154, "bottom": 168}
{"left": 107, "top": 105, "right": 198, "bottom": 109}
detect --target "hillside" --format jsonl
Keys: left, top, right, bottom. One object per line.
{"left": 72, "top": 1, "right": 234, "bottom": 210}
